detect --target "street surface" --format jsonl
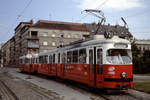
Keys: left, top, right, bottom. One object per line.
{"left": 0, "top": 67, "right": 150, "bottom": 100}
{"left": 134, "top": 75, "right": 150, "bottom": 80}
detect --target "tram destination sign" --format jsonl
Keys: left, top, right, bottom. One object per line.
{"left": 114, "top": 43, "right": 128, "bottom": 48}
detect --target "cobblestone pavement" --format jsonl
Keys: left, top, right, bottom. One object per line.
{"left": 0, "top": 67, "right": 150, "bottom": 100}
{"left": 0, "top": 69, "right": 61, "bottom": 100}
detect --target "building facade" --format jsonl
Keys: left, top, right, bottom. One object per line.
{"left": 2, "top": 20, "right": 134, "bottom": 67}
{"left": 0, "top": 48, "right": 1, "bottom": 67}
{"left": 2, "top": 20, "right": 90, "bottom": 67}
{"left": 135, "top": 40, "right": 150, "bottom": 55}
{"left": 1, "top": 40, "right": 11, "bottom": 67}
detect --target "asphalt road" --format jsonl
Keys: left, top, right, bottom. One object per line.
{"left": 134, "top": 75, "right": 150, "bottom": 80}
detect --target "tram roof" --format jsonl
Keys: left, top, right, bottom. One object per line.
{"left": 37, "top": 36, "right": 130, "bottom": 56}
{"left": 62, "top": 36, "right": 130, "bottom": 50}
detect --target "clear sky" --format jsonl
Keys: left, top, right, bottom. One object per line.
{"left": 0, "top": 0, "right": 150, "bottom": 43}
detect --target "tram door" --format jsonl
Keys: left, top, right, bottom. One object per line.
{"left": 95, "top": 47, "right": 103, "bottom": 86}
{"left": 49, "top": 55, "right": 52, "bottom": 72}
{"left": 89, "top": 48, "right": 95, "bottom": 86}
{"left": 90, "top": 47, "right": 103, "bottom": 87}
{"left": 62, "top": 53, "right": 66, "bottom": 77}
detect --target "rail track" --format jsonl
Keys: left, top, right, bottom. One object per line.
{"left": 0, "top": 80, "right": 19, "bottom": 100}
{"left": 19, "top": 72, "right": 148, "bottom": 100}
{"left": 29, "top": 73, "right": 142, "bottom": 100}
{"left": 68, "top": 81, "right": 140, "bottom": 100}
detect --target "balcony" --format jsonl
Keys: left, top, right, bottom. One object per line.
{"left": 27, "top": 44, "right": 39, "bottom": 48}
{"left": 27, "top": 36, "right": 39, "bottom": 40}
{"left": 27, "top": 41, "right": 39, "bottom": 48}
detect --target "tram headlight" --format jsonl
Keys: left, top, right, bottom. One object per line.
{"left": 108, "top": 67, "right": 115, "bottom": 71}
{"left": 107, "top": 67, "right": 115, "bottom": 75}
{"left": 121, "top": 72, "right": 126, "bottom": 78}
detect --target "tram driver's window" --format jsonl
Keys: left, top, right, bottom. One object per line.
{"left": 97, "top": 49, "right": 103, "bottom": 74}
{"left": 67, "top": 51, "right": 72, "bottom": 64}
{"left": 79, "top": 49, "right": 86, "bottom": 64}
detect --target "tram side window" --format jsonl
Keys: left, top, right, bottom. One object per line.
{"left": 49, "top": 55, "right": 52, "bottom": 64}
{"left": 32, "top": 58, "right": 34, "bottom": 64}
{"left": 39, "top": 56, "right": 43, "bottom": 64}
{"left": 25, "top": 58, "right": 30, "bottom": 64}
{"left": 58, "top": 53, "right": 60, "bottom": 64}
{"left": 19, "top": 59, "right": 22, "bottom": 64}
{"left": 44, "top": 55, "right": 48, "bottom": 64}
{"left": 31, "top": 58, "right": 33, "bottom": 64}
{"left": 73, "top": 50, "right": 78, "bottom": 63}
{"left": 30, "top": 58, "right": 32, "bottom": 64}
{"left": 97, "top": 49, "right": 103, "bottom": 74}
{"left": 35, "top": 58, "right": 37, "bottom": 64}
{"left": 62, "top": 53, "right": 66, "bottom": 64}
{"left": 53, "top": 54, "right": 55, "bottom": 64}
{"left": 79, "top": 49, "right": 86, "bottom": 64}
{"left": 37, "top": 58, "right": 39, "bottom": 64}
{"left": 89, "top": 50, "right": 93, "bottom": 73}
{"left": 67, "top": 51, "right": 72, "bottom": 64}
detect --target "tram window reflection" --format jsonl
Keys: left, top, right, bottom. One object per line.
{"left": 106, "top": 49, "right": 132, "bottom": 64}
{"left": 79, "top": 49, "right": 86, "bottom": 64}
{"left": 58, "top": 53, "right": 60, "bottom": 64}
{"left": 67, "top": 51, "right": 72, "bottom": 64}
{"left": 97, "top": 49, "right": 103, "bottom": 74}
{"left": 53, "top": 54, "right": 55, "bottom": 64}
{"left": 73, "top": 50, "right": 78, "bottom": 63}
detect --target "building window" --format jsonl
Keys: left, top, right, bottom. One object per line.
{"left": 43, "top": 32, "right": 48, "bottom": 37}
{"left": 31, "top": 31, "right": 38, "bottom": 37}
{"left": 52, "top": 34, "right": 55, "bottom": 37}
{"left": 43, "top": 41, "right": 48, "bottom": 46}
{"left": 52, "top": 42, "right": 56, "bottom": 46}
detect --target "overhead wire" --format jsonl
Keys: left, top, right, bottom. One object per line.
{"left": 6, "top": 0, "right": 33, "bottom": 34}
{"left": 95, "top": 0, "right": 109, "bottom": 9}
{"left": 76, "top": 0, "right": 109, "bottom": 22}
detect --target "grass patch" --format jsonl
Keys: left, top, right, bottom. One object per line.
{"left": 133, "top": 81, "right": 150, "bottom": 94}
{"left": 135, "top": 73, "right": 150, "bottom": 76}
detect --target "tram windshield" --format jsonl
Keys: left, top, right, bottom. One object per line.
{"left": 106, "top": 49, "right": 132, "bottom": 64}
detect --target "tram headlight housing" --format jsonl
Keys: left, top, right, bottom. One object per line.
{"left": 107, "top": 67, "right": 115, "bottom": 75}
{"left": 108, "top": 67, "right": 115, "bottom": 71}
{"left": 121, "top": 72, "right": 126, "bottom": 78}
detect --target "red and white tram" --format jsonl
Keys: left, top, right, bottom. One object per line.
{"left": 19, "top": 35, "right": 133, "bottom": 90}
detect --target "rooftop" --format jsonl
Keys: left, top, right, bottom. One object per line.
{"left": 32, "top": 20, "right": 89, "bottom": 32}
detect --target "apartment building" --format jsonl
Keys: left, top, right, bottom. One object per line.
{"left": 0, "top": 48, "right": 1, "bottom": 67}
{"left": 2, "top": 20, "right": 134, "bottom": 67}
{"left": 135, "top": 40, "right": 150, "bottom": 55}
{"left": 1, "top": 40, "right": 11, "bottom": 67}
{"left": 2, "top": 20, "right": 90, "bottom": 67}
